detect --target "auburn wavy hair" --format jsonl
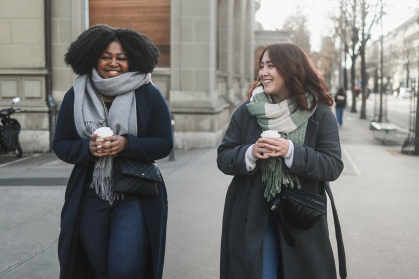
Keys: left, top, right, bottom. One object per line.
{"left": 247, "top": 43, "right": 333, "bottom": 110}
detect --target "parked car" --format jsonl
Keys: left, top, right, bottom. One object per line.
{"left": 393, "top": 87, "right": 412, "bottom": 99}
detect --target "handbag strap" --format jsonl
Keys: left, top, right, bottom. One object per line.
{"left": 324, "top": 183, "right": 347, "bottom": 279}
{"left": 273, "top": 212, "right": 296, "bottom": 247}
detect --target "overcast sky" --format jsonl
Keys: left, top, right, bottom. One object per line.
{"left": 255, "top": 0, "right": 418, "bottom": 52}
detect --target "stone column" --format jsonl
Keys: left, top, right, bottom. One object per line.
{"left": 170, "top": 0, "right": 230, "bottom": 148}
{"left": 0, "top": 0, "right": 50, "bottom": 152}
{"left": 219, "top": 0, "right": 238, "bottom": 105}
{"left": 233, "top": 0, "right": 247, "bottom": 98}
{"left": 245, "top": 0, "right": 255, "bottom": 81}
{"left": 51, "top": 0, "right": 84, "bottom": 106}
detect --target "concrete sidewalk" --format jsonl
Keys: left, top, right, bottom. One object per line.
{"left": 328, "top": 103, "right": 419, "bottom": 278}
{"left": 1, "top": 102, "right": 419, "bottom": 278}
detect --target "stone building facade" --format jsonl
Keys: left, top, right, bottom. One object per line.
{"left": 0, "top": 0, "right": 49, "bottom": 152}
{"left": 0, "top": 0, "right": 255, "bottom": 152}
{"left": 366, "top": 11, "right": 419, "bottom": 91}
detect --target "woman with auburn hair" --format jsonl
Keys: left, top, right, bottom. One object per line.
{"left": 217, "top": 43, "right": 346, "bottom": 279}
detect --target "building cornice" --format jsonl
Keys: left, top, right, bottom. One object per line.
{"left": 0, "top": 69, "right": 48, "bottom": 75}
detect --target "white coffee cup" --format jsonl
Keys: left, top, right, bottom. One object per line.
{"left": 94, "top": 127, "right": 114, "bottom": 143}
{"left": 260, "top": 130, "right": 281, "bottom": 155}
{"left": 261, "top": 130, "right": 281, "bottom": 139}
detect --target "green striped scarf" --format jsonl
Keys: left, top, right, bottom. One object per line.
{"left": 246, "top": 88, "right": 316, "bottom": 201}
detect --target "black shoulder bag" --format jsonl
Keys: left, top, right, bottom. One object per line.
{"left": 114, "top": 157, "right": 161, "bottom": 198}
{"left": 270, "top": 184, "right": 347, "bottom": 279}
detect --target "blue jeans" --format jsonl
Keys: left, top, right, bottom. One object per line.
{"left": 336, "top": 107, "right": 344, "bottom": 126}
{"left": 262, "top": 217, "right": 282, "bottom": 279}
{"left": 78, "top": 187, "right": 149, "bottom": 279}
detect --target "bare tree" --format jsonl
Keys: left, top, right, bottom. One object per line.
{"left": 342, "top": 5, "right": 350, "bottom": 91}
{"left": 312, "top": 37, "right": 338, "bottom": 89}
{"left": 332, "top": 0, "right": 352, "bottom": 90}
{"left": 383, "top": 43, "right": 400, "bottom": 90}
{"left": 401, "top": 32, "right": 416, "bottom": 87}
{"left": 347, "top": 0, "right": 360, "bottom": 113}
{"left": 283, "top": 7, "right": 311, "bottom": 54}
{"left": 331, "top": 0, "right": 380, "bottom": 115}
{"left": 359, "top": 0, "right": 380, "bottom": 119}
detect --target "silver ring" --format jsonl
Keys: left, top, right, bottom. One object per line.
{"left": 272, "top": 150, "right": 277, "bottom": 154}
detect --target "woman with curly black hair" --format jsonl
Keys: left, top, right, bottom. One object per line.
{"left": 53, "top": 24, "right": 173, "bottom": 279}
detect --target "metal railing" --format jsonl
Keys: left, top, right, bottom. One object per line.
{"left": 401, "top": 78, "right": 419, "bottom": 155}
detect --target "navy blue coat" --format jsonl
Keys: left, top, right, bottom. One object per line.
{"left": 53, "top": 83, "right": 173, "bottom": 279}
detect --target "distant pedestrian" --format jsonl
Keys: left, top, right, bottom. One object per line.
{"left": 217, "top": 43, "right": 346, "bottom": 279}
{"left": 53, "top": 25, "right": 173, "bottom": 279}
{"left": 354, "top": 86, "right": 360, "bottom": 99}
{"left": 334, "top": 87, "right": 347, "bottom": 127}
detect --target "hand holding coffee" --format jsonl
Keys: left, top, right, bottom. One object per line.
{"left": 260, "top": 130, "right": 281, "bottom": 155}
{"left": 94, "top": 127, "right": 114, "bottom": 143}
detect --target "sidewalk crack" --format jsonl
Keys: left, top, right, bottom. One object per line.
{"left": 0, "top": 239, "right": 58, "bottom": 278}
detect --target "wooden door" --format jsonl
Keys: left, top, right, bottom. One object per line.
{"left": 89, "top": 0, "right": 170, "bottom": 67}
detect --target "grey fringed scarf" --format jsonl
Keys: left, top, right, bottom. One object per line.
{"left": 246, "top": 86, "right": 316, "bottom": 201}
{"left": 74, "top": 68, "right": 151, "bottom": 204}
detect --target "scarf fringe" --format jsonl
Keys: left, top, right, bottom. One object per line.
{"left": 91, "top": 161, "right": 123, "bottom": 205}
{"left": 261, "top": 157, "right": 301, "bottom": 202}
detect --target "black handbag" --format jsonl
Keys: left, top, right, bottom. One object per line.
{"left": 98, "top": 94, "right": 161, "bottom": 198}
{"left": 270, "top": 184, "right": 347, "bottom": 279}
{"left": 114, "top": 157, "right": 162, "bottom": 198}
{"left": 270, "top": 185, "right": 326, "bottom": 230}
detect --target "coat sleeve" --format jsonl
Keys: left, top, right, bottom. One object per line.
{"left": 217, "top": 104, "right": 259, "bottom": 176}
{"left": 285, "top": 106, "right": 343, "bottom": 181}
{"left": 52, "top": 89, "right": 96, "bottom": 165}
{"left": 118, "top": 88, "right": 173, "bottom": 162}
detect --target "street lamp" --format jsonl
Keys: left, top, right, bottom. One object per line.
{"left": 378, "top": 0, "right": 384, "bottom": 123}
{"left": 371, "top": 0, "right": 389, "bottom": 126}
{"left": 415, "top": 7, "right": 419, "bottom": 154}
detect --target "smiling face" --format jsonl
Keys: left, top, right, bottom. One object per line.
{"left": 96, "top": 41, "right": 129, "bottom": 79}
{"left": 259, "top": 51, "right": 289, "bottom": 103}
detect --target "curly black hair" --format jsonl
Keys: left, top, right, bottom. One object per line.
{"left": 65, "top": 24, "right": 160, "bottom": 75}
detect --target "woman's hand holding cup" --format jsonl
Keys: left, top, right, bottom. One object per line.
{"left": 252, "top": 130, "right": 289, "bottom": 159}
{"left": 89, "top": 133, "right": 106, "bottom": 157}
{"left": 89, "top": 127, "right": 128, "bottom": 157}
{"left": 262, "top": 137, "right": 289, "bottom": 157}
{"left": 99, "top": 135, "right": 128, "bottom": 156}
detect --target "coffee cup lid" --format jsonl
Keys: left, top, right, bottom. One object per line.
{"left": 94, "top": 127, "right": 114, "bottom": 135}
{"left": 261, "top": 130, "right": 280, "bottom": 137}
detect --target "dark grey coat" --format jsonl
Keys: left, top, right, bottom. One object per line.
{"left": 217, "top": 100, "right": 344, "bottom": 279}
